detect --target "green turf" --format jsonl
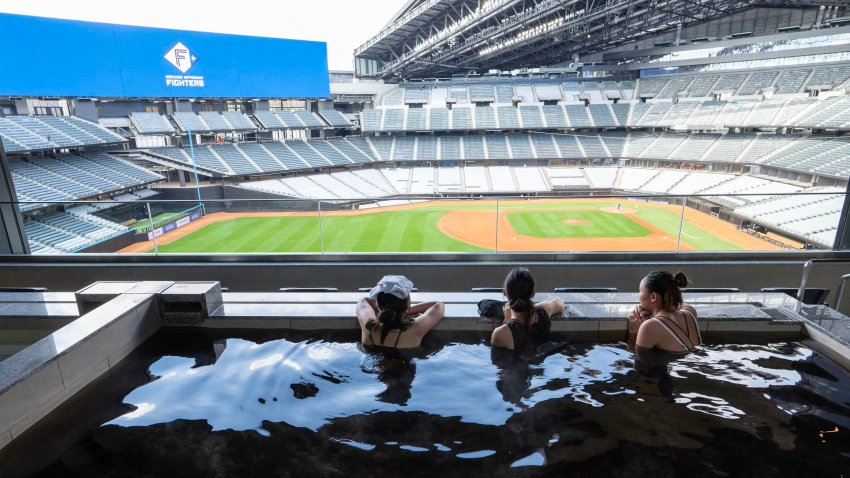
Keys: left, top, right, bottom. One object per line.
{"left": 154, "top": 210, "right": 490, "bottom": 253}
{"left": 507, "top": 210, "right": 651, "bottom": 238}
{"left": 632, "top": 205, "right": 745, "bottom": 251}
{"left": 148, "top": 200, "right": 751, "bottom": 253}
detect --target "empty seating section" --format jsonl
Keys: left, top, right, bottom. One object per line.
{"left": 639, "top": 135, "right": 686, "bottom": 159}
{"left": 667, "top": 172, "right": 735, "bottom": 195}
{"left": 619, "top": 168, "right": 659, "bottom": 190}
{"left": 383, "top": 109, "right": 405, "bottom": 131}
{"left": 507, "top": 135, "right": 534, "bottom": 158}
{"left": 806, "top": 65, "right": 850, "bottom": 88}
{"left": 327, "top": 138, "right": 375, "bottom": 163}
{"left": 542, "top": 106, "right": 568, "bottom": 128}
{"left": 406, "top": 109, "right": 426, "bottom": 131}
{"left": 221, "top": 112, "right": 257, "bottom": 130}
{"left": 294, "top": 111, "right": 327, "bottom": 128}
{"left": 361, "top": 110, "right": 382, "bottom": 132}
{"left": 310, "top": 175, "right": 362, "bottom": 199}
{"left": 687, "top": 101, "right": 725, "bottom": 125}
{"left": 440, "top": 136, "right": 461, "bottom": 161}
{"left": 565, "top": 106, "right": 593, "bottom": 127}
{"left": 238, "top": 144, "right": 285, "bottom": 171}
{"left": 738, "top": 70, "right": 778, "bottom": 95}
{"left": 496, "top": 107, "right": 520, "bottom": 129}
{"left": 368, "top": 137, "right": 392, "bottom": 161}
{"left": 588, "top": 105, "right": 616, "bottom": 127}
{"left": 513, "top": 167, "right": 547, "bottom": 191}
{"left": 10, "top": 154, "right": 163, "bottom": 204}
{"left": 670, "top": 135, "right": 714, "bottom": 162}
{"left": 469, "top": 85, "right": 495, "bottom": 102}
{"left": 448, "top": 87, "right": 469, "bottom": 104}
{"left": 578, "top": 135, "right": 609, "bottom": 157}
{"left": 151, "top": 147, "right": 191, "bottom": 164}
{"left": 475, "top": 107, "right": 497, "bottom": 129}
{"left": 463, "top": 167, "right": 489, "bottom": 192}
{"left": 642, "top": 170, "right": 688, "bottom": 193}
{"left": 382, "top": 89, "right": 404, "bottom": 106}
{"left": 345, "top": 137, "right": 378, "bottom": 161}
{"left": 519, "top": 106, "right": 544, "bottom": 129}
{"left": 530, "top": 134, "right": 558, "bottom": 158}
{"left": 310, "top": 140, "right": 352, "bottom": 166}
{"left": 318, "top": 110, "right": 353, "bottom": 127}
{"left": 416, "top": 137, "right": 437, "bottom": 161}
{"left": 773, "top": 69, "right": 811, "bottom": 94}
{"left": 602, "top": 82, "right": 621, "bottom": 100}
{"left": 173, "top": 112, "right": 212, "bottom": 133}
{"left": 710, "top": 73, "right": 748, "bottom": 94}
{"left": 602, "top": 134, "right": 626, "bottom": 157}
{"left": 429, "top": 108, "right": 449, "bottom": 130}
{"left": 494, "top": 85, "right": 514, "bottom": 103}
{"left": 514, "top": 85, "right": 536, "bottom": 102}
{"left": 562, "top": 83, "right": 584, "bottom": 101}
{"left": 179, "top": 146, "right": 231, "bottom": 173}
{"left": 554, "top": 135, "right": 582, "bottom": 157}
{"left": 656, "top": 77, "right": 692, "bottom": 98}
{"left": 437, "top": 167, "right": 462, "bottom": 193}
{"left": 637, "top": 77, "right": 668, "bottom": 97}
{"left": 463, "top": 136, "right": 486, "bottom": 160}
{"left": 276, "top": 110, "right": 306, "bottom": 128}
{"left": 451, "top": 108, "right": 473, "bottom": 130}
{"left": 255, "top": 111, "right": 287, "bottom": 129}
{"left": 263, "top": 142, "right": 311, "bottom": 169}
{"left": 200, "top": 111, "right": 235, "bottom": 131}
{"left": 392, "top": 137, "right": 415, "bottom": 162}
{"left": 131, "top": 112, "right": 175, "bottom": 134}
{"left": 403, "top": 88, "right": 430, "bottom": 104}
{"left": 409, "top": 168, "right": 436, "bottom": 194}
{"left": 659, "top": 102, "right": 698, "bottom": 126}
{"left": 534, "top": 84, "right": 562, "bottom": 101}
{"left": 288, "top": 141, "right": 332, "bottom": 167}
{"left": 0, "top": 116, "right": 125, "bottom": 151}
{"left": 611, "top": 104, "right": 630, "bottom": 126}
{"left": 546, "top": 168, "right": 587, "bottom": 189}
{"left": 583, "top": 167, "right": 617, "bottom": 188}
{"left": 635, "top": 103, "right": 670, "bottom": 126}
{"left": 716, "top": 102, "right": 755, "bottom": 125}
{"left": 488, "top": 166, "right": 517, "bottom": 191}
{"left": 485, "top": 136, "right": 509, "bottom": 159}
{"left": 686, "top": 75, "right": 719, "bottom": 97}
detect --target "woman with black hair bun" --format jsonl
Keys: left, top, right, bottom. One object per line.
{"left": 356, "top": 275, "right": 445, "bottom": 349}
{"left": 491, "top": 267, "right": 564, "bottom": 356}
{"left": 627, "top": 271, "right": 701, "bottom": 354}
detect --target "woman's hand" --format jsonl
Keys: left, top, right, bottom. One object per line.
{"left": 626, "top": 305, "right": 650, "bottom": 350}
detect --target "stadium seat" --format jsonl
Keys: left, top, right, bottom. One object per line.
{"left": 760, "top": 287, "right": 830, "bottom": 305}
{"left": 682, "top": 288, "right": 740, "bottom": 293}
{"left": 554, "top": 287, "right": 618, "bottom": 292}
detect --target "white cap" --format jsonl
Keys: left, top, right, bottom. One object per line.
{"left": 368, "top": 275, "right": 414, "bottom": 300}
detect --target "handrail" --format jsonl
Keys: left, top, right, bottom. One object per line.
{"left": 796, "top": 258, "right": 850, "bottom": 313}
{"left": 833, "top": 273, "right": 850, "bottom": 311}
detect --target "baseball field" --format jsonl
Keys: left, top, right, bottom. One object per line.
{"left": 118, "top": 199, "right": 786, "bottom": 253}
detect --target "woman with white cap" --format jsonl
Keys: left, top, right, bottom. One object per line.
{"left": 356, "top": 275, "right": 445, "bottom": 349}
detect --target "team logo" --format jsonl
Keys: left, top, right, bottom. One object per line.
{"left": 164, "top": 42, "right": 198, "bottom": 74}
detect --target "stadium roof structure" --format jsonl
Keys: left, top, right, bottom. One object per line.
{"left": 355, "top": 0, "right": 849, "bottom": 80}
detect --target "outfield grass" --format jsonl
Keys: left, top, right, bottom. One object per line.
{"left": 155, "top": 210, "right": 490, "bottom": 253}
{"left": 150, "top": 200, "right": 749, "bottom": 253}
{"left": 507, "top": 211, "right": 651, "bottom": 238}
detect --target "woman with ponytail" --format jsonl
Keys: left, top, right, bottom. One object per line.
{"left": 356, "top": 275, "right": 445, "bottom": 349}
{"left": 627, "top": 271, "right": 701, "bottom": 354}
{"left": 491, "top": 268, "right": 564, "bottom": 355}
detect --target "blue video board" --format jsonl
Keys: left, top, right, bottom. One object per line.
{"left": 0, "top": 13, "right": 330, "bottom": 98}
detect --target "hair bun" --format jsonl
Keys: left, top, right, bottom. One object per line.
{"left": 673, "top": 272, "right": 688, "bottom": 288}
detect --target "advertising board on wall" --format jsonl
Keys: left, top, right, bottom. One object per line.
{"left": 0, "top": 13, "right": 330, "bottom": 98}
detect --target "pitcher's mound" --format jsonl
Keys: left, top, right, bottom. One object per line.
{"left": 600, "top": 206, "right": 636, "bottom": 214}
{"left": 563, "top": 219, "right": 588, "bottom": 225}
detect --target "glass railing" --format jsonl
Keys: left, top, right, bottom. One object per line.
{"left": 6, "top": 190, "right": 845, "bottom": 255}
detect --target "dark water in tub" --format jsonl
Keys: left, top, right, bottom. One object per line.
{"left": 20, "top": 331, "right": 850, "bottom": 477}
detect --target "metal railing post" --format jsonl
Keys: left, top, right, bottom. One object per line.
{"left": 146, "top": 202, "right": 159, "bottom": 256}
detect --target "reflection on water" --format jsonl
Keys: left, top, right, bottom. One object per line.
{"left": 32, "top": 335, "right": 850, "bottom": 477}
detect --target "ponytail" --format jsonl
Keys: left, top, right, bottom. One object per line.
{"left": 504, "top": 268, "right": 535, "bottom": 329}
{"left": 374, "top": 292, "right": 409, "bottom": 344}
